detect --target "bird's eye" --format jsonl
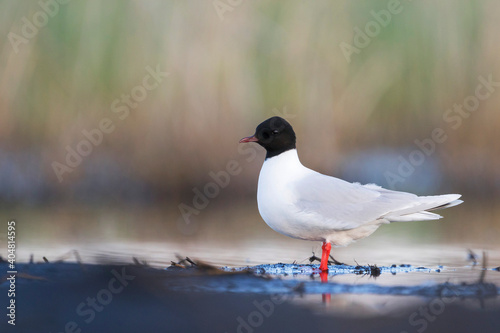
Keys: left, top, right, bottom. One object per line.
{"left": 272, "top": 129, "right": 279, "bottom": 135}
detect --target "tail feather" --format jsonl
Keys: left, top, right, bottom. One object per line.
{"left": 383, "top": 194, "right": 462, "bottom": 222}
{"left": 428, "top": 199, "right": 463, "bottom": 211}
{"left": 387, "top": 211, "right": 442, "bottom": 222}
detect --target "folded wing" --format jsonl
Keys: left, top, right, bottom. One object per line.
{"left": 293, "top": 171, "right": 462, "bottom": 230}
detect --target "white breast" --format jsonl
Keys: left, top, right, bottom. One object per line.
{"left": 256, "top": 149, "right": 319, "bottom": 240}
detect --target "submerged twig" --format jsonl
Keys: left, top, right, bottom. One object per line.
{"left": 329, "top": 255, "right": 344, "bottom": 266}
{"left": 308, "top": 253, "right": 320, "bottom": 263}
{"left": 368, "top": 264, "right": 381, "bottom": 277}
{"left": 170, "top": 261, "right": 185, "bottom": 268}
{"left": 467, "top": 249, "right": 478, "bottom": 266}
{"left": 174, "top": 254, "right": 197, "bottom": 267}
{"left": 478, "top": 251, "right": 487, "bottom": 284}
{"left": 185, "top": 257, "right": 197, "bottom": 266}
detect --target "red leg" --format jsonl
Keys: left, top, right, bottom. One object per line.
{"left": 319, "top": 242, "right": 331, "bottom": 271}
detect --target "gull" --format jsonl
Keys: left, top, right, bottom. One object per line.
{"left": 239, "top": 117, "right": 463, "bottom": 271}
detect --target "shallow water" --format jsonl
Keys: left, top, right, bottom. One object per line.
{"left": 9, "top": 240, "right": 500, "bottom": 317}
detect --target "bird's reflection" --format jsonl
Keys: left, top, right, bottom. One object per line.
{"left": 319, "top": 271, "right": 331, "bottom": 304}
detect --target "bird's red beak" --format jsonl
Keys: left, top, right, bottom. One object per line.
{"left": 239, "top": 135, "right": 259, "bottom": 143}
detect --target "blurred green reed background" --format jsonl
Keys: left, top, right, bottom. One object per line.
{"left": 1, "top": 0, "right": 499, "bottom": 249}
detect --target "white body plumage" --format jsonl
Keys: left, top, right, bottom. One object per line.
{"left": 257, "top": 149, "right": 462, "bottom": 246}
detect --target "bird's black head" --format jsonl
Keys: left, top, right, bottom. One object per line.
{"left": 239, "top": 116, "right": 296, "bottom": 159}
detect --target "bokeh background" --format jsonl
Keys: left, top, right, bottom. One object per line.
{"left": 1, "top": 0, "right": 499, "bottom": 265}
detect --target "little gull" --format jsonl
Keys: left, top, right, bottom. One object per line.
{"left": 239, "top": 117, "right": 463, "bottom": 271}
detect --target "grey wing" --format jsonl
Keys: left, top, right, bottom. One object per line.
{"left": 292, "top": 171, "right": 419, "bottom": 229}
